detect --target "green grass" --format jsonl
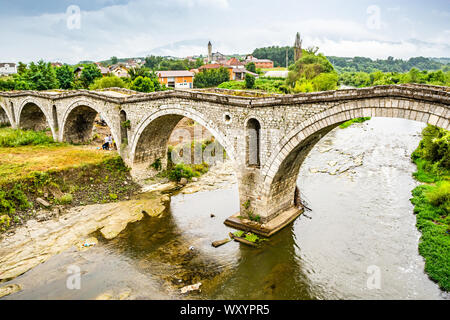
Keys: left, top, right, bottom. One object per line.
{"left": 0, "top": 128, "right": 56, "bottom": 147}
{"left": 410, "top": 125, "right": 450, "bottom": 292}
{"left": 410, "top": 185, "right": 449, "bottom": 291}
{"left": 339, "top": 117, "right": 371, "bottom": 129}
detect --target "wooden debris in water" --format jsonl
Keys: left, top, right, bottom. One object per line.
{"left": 211, "top": 238, "right": 231, "bottom": 248}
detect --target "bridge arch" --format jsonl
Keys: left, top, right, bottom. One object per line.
{"left": 18, "top": 99, "right": 53, "bottom": 134}
{"left": 129, "top": 104, "right": 235, "bottom": 168}
{"left": 60, "top": 100, "right": 119, "bottom": 149}
{"left": 256, "top": 97, "right": 449, "bottom": 221}
{"left": 0, "top": 103, "right": 13, "bottom": 127}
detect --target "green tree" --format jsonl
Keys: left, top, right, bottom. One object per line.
{"left": 311, "top": 72, "right": 338, "bottom": 91}
{"left": 55, "top": 65, "right": 74, "bottom": 89}
{"left": 193, "top": 67, "right": 230, "bottom": 88}
{"left": 80, "top": 64, "right": 102, "bottom": 89}
{"left": 14, "top": 60, "right": 59, "bottom": 90}
{"left": 128, "top": 66, "right": 153, "bottom": 80}
{"left": 245, "top": 73, "right": 255, "bottom": 89}
{"left": 17, "top": 62, "right": 27, "bottom": 75}
{"left": 89, "top": 75, "right": 126, "bottom": 90}
{"left": 245, "top": 62, "right": 256, "bottom": 73}
{"left": 130, "top": 76, "right": 155, "bottom": 92}
{"left": 286, "top": 50, "right": 337, "bottom": 92}
{"left": 110, "top": 56, "right": 118, "bottom": 65}
{"left": 252, "top": 46, "right": 295, "bottom": 67}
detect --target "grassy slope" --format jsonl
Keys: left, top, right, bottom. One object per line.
{"left": 0, "top": 144, "right": 115, "bottom": 185}
{"left": 0, "top": 128, "right": 139, "bottom": 232}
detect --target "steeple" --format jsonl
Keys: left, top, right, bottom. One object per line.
{"left": 294, "top": 32, "right": 302, "bottom": 61}
{"left": 208, "top": 41, "right": 212, "bottom": 63}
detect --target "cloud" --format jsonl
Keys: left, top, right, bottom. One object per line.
{"left": 0, "top": 0, "right": 448, "bottom": 63}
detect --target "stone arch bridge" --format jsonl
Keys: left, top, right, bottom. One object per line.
{"left": 1, "top": 84, "right": 449, "bottom": 235}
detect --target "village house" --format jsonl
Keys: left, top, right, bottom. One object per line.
{"left": 198, "top": 59, "right": 258, "bottom": 81}
{"left": 110, "top": 65, "right": 130, "bottom": 78}
{"left": 74, "top": 66, "right": 84, "bottom": 78}
{"left": 245, "top": 55, "right": 274, "bottom": 69}
{"left": 0, "top": 63, "right": 17, "bottom": 76}
{"left": 95, "top": 63, "right": 110, "bottom": 76}
{"left": 157, "top": 70, "right": 194, "bottom": 89}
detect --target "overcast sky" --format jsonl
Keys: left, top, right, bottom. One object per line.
{"left": 0, "top": 0, "right": 449, "bottom": 64}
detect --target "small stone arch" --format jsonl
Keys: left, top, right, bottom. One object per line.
{"left": 246, "top": 118, "right": 261, "bottom": 167}
{"left": 129, "top": 105, "right": 235, "bottom": 167}
{"left": 257, "top": 97, "right": 449, "bottom": 221}
{"left": 18, "top": 100, "right": 52, "bottom": 132}
{"left": 119, "top": 110, "right": 128, "bottom": 146}
{"left": 60, "top": 100, "right": 118, "bottom": 149}
{"left": 52, "top": 105, "right": 59, "bottom": 132}
{"left": 0, "top": 104, "right": 13, "bottom": 127}
{"left": 10, "top": 102, "right": 16, "bottom": 123}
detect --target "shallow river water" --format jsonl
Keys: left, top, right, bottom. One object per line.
{"left": 1, "top": 118, "right": 447, "bottom": 300}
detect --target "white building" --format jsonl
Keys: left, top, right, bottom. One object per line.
{"left": 0, "top": 63, "right": 17, "bottom": 76}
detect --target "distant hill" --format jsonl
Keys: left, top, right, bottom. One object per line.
{"left": 327, "top": 56, "right": 449, "bottom": 73}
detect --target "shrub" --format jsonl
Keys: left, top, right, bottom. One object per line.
{"left": 245, "top": 74, "right": 255, "bottom": 89}
{"left": 0, "top": 215, "right": 11, "bottom": 231}
{"left": 0, "top": 185, "right": 31, "bottom": 214}
{"left": 151, "top": 158, "right": 162, "bottom": 171}
{"left": 89, "top": 75, "right": 126, "bottom": 90}
{"left": 425, "top": 181, "right": 450, "bottom": 214}
{"left": 109, "top": 193, "right": 118, "bottom": 201}
{"left": 168, "top": 163, "right": 195, "bottom": 182}
{"left": 56, "top": 193, "right": 73, "bottom": 204}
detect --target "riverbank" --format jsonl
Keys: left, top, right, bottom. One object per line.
{"left": 0, "top": 128, "right": 140, "bottom": 233}
{"left": 410, "top": 125, "right": 450, "bottom": 292}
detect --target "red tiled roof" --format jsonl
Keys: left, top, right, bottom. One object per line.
{"left": 226, "top": 58, "right": 243, "bottom": 66}
{"left": 198, "top": 63, "right": 223, "bottom": 70}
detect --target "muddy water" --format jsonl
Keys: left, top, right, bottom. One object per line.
{"left": 1, "top": 118, "right": 447, "bottom": 300}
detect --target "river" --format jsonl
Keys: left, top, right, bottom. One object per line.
{"left": 1, "top": 118, "right": 447, "bottom": 300}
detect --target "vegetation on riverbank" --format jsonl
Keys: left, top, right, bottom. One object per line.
{"left": 410, "top": 125, "right": 450, "bottom": 291}
{"left": 150, "top": 140, "right": 217, "bottom": 183}
{"left": 0, "top": 128, "right": 140, "bottom": 232}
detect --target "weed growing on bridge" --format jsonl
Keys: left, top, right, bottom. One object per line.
{"left": 410, "top": 124, "right": 450, "bottom": 292}
{"left": 339, "top": 117, "right": 371, "bottom": 129}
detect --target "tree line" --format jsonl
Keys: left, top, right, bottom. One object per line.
{"left": 0, "top": 61, "right": 166, "bottom": 93}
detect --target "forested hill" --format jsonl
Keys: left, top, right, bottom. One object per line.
{"left": 251, "top": 46, "right": 449, "bottom": 72}
{"left": 327, "top": 56, "right": 449, "bottom": 73}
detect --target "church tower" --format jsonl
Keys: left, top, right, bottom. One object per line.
{"left": 208, "top": 41, "right": 212, "bottom": 63}
{"left": 294, "top": 32, "right": 302, "bottom": 61}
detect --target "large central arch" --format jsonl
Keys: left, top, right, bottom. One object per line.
{"left": 255, "top": 97, "right": 449, "bottom": 221}
{"left": 129, "top": 104, "right": 235, "bottom": 169}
